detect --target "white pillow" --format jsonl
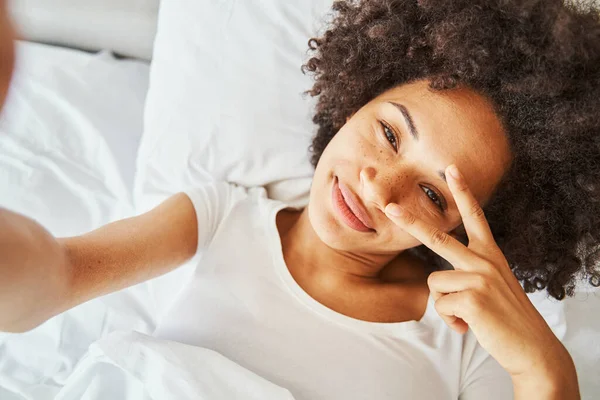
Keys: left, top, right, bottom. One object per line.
{"left": 7, "top": 0, "right": 159, "bottom": 60}
{"left": 135, "top": 0, "right": 334, "bottom": 212}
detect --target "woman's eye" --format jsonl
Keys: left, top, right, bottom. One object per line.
{"left": 380, "top": 121, "right": 398, "bottom": 151}
{"left": 421, "top": 186, "right": 444, "bottom": 212}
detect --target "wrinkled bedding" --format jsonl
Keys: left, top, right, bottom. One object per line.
{"left": 0, "top": 41, "right": 598, "bottom": 400}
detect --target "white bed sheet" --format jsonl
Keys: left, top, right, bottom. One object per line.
{"left": 53, "top": 331, "right": 295, "bottom": 400}
{"left": 0, "top": 41, "right": 598, "bottom": 399}
{"left": 0, "top": 41, "right": 148, "bottom": 231}
{"left": 0, "top": 41, "right": 165, "bottom": 400}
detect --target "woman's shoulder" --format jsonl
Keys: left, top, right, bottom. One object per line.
{"left": 185, "top": 181, "right": 270, "bottom": 206}
{"left": 185, "top": 181, "right": 291, "bottom": 226}
{"left": 184, "top": 182, "right": 281, "bottom": 252}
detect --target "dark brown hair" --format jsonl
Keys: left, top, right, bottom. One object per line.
{"left": 302, "top": 0, "right": 600, "bottom": 299}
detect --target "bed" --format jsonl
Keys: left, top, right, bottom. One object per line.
{"left": 0, "top": 1, "right": 598, "bottom": 399}
{"left": 0, "top": 40, "right": 158, "bottom": 399}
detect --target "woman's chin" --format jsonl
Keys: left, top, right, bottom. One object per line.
{"left": 308, "top": 208, "right": 369, "bottom": 252}
{"left": 308, "top": 206, "right": 346, "bottom": 248}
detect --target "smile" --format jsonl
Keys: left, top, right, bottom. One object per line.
{"left": 332, "top": 176, "right": 375, "bottom": 233}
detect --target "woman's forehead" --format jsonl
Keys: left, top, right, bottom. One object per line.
{"left": 374, "top": 81, "right": 512, "bottom": 203}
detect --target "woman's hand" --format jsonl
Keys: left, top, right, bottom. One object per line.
{"left": 384, "top": 164, "right": 578, "bottom": 396}
{"left": 0, "top": 193, "right": 198, "bottom": 333}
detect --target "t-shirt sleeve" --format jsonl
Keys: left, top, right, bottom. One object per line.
{"left": 459, "top": 330, "right": 514, "bottom": 400}
{"left": 184, "top": 182, "right": 248, "bottom": 255}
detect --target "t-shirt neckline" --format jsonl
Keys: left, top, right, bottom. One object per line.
{"left": 266, "top": 202, "right": 436, "bottom": 335}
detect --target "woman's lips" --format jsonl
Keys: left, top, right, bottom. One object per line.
{"left": 332, "top": 176, "right": 375, "bottom": 233}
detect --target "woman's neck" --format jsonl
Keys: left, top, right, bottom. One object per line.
{"left": 277, "top": 207, "right": 400, "bottom": 285}
{"left": 277, "top": 207, "right": 431, "bottom": 323}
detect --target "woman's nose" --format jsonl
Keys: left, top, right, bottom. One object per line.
{"left": 360, "top": 166, "right": 391, "bottom": 212}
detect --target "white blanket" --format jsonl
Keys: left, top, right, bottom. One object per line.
{"left": 54, "top": 331, "right": 295, "bottom": 400}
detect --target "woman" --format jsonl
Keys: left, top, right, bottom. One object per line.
{"left": 1, "top": 0, "right": 599, "bottom": 398}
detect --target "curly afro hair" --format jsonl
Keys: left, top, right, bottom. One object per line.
{"left": 302, "top": 0, "right": 600, "bottom": 300}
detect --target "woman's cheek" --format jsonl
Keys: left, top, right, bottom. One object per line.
{"left": 380, "top": 228, "right": 422, "bottom": 252}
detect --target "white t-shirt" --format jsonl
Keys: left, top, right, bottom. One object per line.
{"left": 153, "top": 182, "right": 514, "bottom": 400}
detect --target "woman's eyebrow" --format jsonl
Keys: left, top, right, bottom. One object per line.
{"left": 437, "top": 171, "right": 447, "bottom": 183}
{"left": 387, "top": 101, "right": 419, "bottom": 141}
{"left": 387, "top": 101, "right": 450, "bottom": 188}
{"left": 388, "top": 101, "right": 448, "bottom": 191}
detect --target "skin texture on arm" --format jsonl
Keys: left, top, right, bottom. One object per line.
{"left": 0, "top": 208, "right": 71, "bottom": 332}
{"left": 511, "top": 352, "right": 580, "bottom": 400}
{"left": 0, "top": 193, "right": 198, "bottom": 333}
{"left": 61, "top": 193, "right": 198, "bottom": 312}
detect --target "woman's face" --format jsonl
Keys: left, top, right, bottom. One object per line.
{"left": 0, "top": 0, "right": 14, "bottom": 109}
{"left": 308, "top": 79, "right": 512, "bottom": 256}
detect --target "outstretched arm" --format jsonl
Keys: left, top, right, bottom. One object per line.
{"left": 0, "top": 193, "right": 198, "bottom": 333}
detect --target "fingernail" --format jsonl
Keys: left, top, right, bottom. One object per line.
{"left": 448, "top": 165, "right": 460, "bottom": 180}
{"left": 385, "top": 203, "right": 404, "bottom": 217}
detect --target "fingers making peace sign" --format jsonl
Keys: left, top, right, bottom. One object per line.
{"left": 384, "top": 165, "right": 573, "bottom": 383}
